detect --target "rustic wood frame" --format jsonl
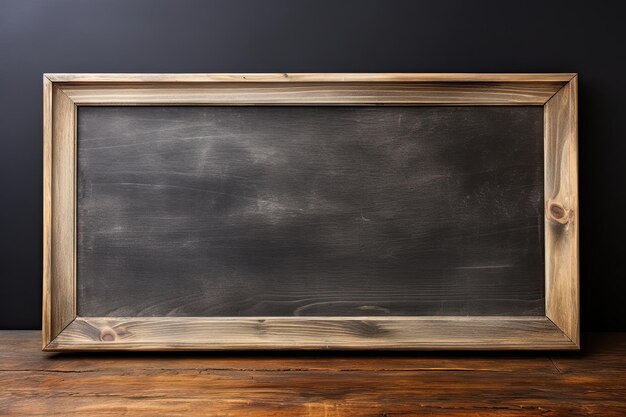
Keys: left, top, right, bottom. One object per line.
{"left": 43, "top": 73, "right": 579, "bottom": 351}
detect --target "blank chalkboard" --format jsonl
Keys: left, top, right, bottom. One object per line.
{"left": 76, "top": 105, "right": 544, "bottom": 318}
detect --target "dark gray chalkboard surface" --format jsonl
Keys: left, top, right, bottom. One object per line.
{"left": 77, "top": 106, "right": 544, "bottom": 317}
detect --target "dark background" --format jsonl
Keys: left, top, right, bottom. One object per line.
{"left": 0, "top": 0, "right": 624, "bottom": 330}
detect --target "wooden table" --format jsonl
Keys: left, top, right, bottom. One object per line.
{"left": 1, "top": 332, "right": 624, "bottom": 416}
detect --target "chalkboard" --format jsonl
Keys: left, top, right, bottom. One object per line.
{"left": 76, "top": 105, "right": 544, "bottom": 318}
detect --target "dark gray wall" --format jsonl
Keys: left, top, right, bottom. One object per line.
{"left": 0, "top": 0, "right": 624, "bottom": 330}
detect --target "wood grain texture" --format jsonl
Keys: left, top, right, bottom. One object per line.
{"left": 42, "top": 74, "right": 580, "bottom": 351}
{"left": 544, "top": 77, "right": 579, "bottom": 346}
{"left": 43, "top": 80, "right": 77, "bottom": 348}
{"left": 59, "top": 82, "right": 563, "bottom": 105}
{"left": 76, "top": 106, "right": 544, "bottom": 318}
{"left": 2, "top": 331, "right": 624, "bottom": 416}
{"left": 0, "top": 330, "right": 559, "bottom": 373}
{"left": 42, "top": 75, "right": 53, "bottom": 346}
{"left": 46, "top": 317, "right": 575, "bottom": 351}
{"left": 45, "top": 72, "right": 577, "bottom": 83}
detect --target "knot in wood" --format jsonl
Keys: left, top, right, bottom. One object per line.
{"left": 548, "top": 200, "right": 570, "bottom": 225}
{"left": 100, "top": 327, "right": 116, "bottom": 342}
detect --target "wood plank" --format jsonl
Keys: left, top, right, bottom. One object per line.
{"left": 2, "top": 370, "right": 625, "bottom": 417}
{"left": 45, "top": 73, "right": 577, "bottom": 83}
{"left": 59, "top": 82, "right": 563, "bottom": 105}
{"left": 45, "top": 317, "right": 576, "bottom": 351}
{"left": 43, "top": 83, "right": 77, "bottom": 348}
{"left": 1, "top": 332, "right": 624, "bottom": 416}
{"left": 0, "top": 331, "right": 560, "bottom": 373}
{"left": 42, "top": 76, "right": 53, "bottom": 347}
{"left": 544, "top": 77, "right": 579, "bottom": 346}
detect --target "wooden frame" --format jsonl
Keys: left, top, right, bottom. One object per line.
{"left": 43, "top": 73, "right": 579, "bottom": 351}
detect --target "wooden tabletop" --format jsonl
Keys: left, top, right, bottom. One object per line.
{"left": 1, "top": 332, "right": 625, "bottom": 416}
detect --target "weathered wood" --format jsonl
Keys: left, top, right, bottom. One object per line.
{"left": 76, "top": 106, "right": 544, "bottom": 319}
{"left": 59, "top": 82, "right": 563, "bottom": 105}
{"left": 0, "top": 331, "right": 560, "bottom": 373}
{"left": 42, "top": 80, "right": 76, "bottom": 348}
{"left": 45, "top": 72, "right": 577, "bottom": 83}
{"left": 43, "top": 74, "right": 579, "bottom": 351}
{"left": 45, "top": 317, "right": 575, "bottom": 351}
{"left": 544, "top": 77, "right": 579, "bottom": 346}
{"left": 1, "top": 332, "right": 625, "bottom": 416}
{"left": 42, "top": 76, "right": 53, "bottom": 346}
